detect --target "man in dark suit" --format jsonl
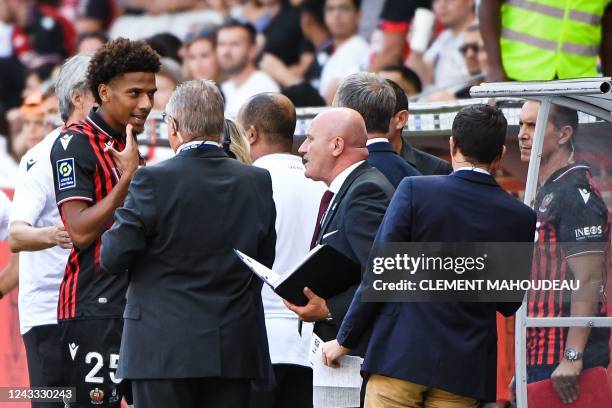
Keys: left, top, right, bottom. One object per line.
{"left": 322, "top": 104, "right": 537, "bottom": 407}
{"left": 100, "top": 80, "right": 277, "bottom": 408}
{"left": 284, "top": 107, "right": 394, "bottom": 358}
{"left": 386, "top": 79, "right": 454, "bottom": 175}
{"left": 333, "top": 72, "right": 420, "bottom": 188}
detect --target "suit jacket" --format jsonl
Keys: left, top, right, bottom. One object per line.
{"left": 337, "top": 171, "right": 537, "bottom": 402}
{"left": 400, "top": 135, "right": 453, "bottom": 175}
{"left": 313, "top": 162, "right": 394, "bottom": 357}
{"left": 367, "top": 141, "right": 420, "bottom": 188}
{"left": 100, "top": 146, "right": 276, "bottom": 382}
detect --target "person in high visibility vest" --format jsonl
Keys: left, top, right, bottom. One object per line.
{"left": 480, "top": 0, "right": 612, "bottom": 81}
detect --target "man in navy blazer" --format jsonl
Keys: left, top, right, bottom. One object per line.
{"left": 333, "top": 72, "right": 420, "bottom": 188}
{"left": 322, "top": 104, "right": 537, "bottom": 407}
{"left": 386, "top": 79, "right": 454, "bottom": 176}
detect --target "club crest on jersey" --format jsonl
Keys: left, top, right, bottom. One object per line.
{"left": 60, "top": 134, "right": 73, "bottom": 150}
{"left": 57, "top": 158, "right": 76, "bottom": 190}
{"left": 539, "top": 193, "right": 554, "bottom": 212}
{"left": 89, "top": 388, "right": 104, "bottom": 405}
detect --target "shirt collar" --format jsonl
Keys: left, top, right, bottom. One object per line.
{"left": 454, "top": 166, "right": 491, "bottom": 175}
{"left": 252, "top": 153, "right": 299, "bottom": 167}
{"left": 366, "top": 137, "right": 389, "bottom": 146}
{"left": 176, "top": 140, "right": 221, "bottom": 154}
{"left": 85, "top": 108, "right": 123, "bottom": 140}
{"left": 328, "top": 160, "right": 366, "bottom": 194}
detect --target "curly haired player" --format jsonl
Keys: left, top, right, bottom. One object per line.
{"left": 50, "top": 39, "right": 160, "bottom": 407}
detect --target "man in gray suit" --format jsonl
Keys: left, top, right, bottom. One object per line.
{"left": 100, "top": 80, "right": 276, "bottom": 408}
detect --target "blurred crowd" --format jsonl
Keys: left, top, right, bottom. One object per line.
{"left": 1, "top": 0, "right": 610, "bottom": 188}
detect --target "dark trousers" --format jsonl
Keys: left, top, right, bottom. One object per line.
{"left": 132, "top": 377, "right": 251, "bottom": 408}
{"left": 22, "top": 324, "right": 65, "bottom": 408}
{"left": 250, "top": 364, "right": 313, "bottom": 408}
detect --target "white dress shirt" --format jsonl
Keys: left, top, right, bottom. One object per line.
{"left": 253, "top": 153, "right": 326, "bottom": 366}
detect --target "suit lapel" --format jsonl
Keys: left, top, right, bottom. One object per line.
{"left": 317, "top": 162, "right": 370, "bottom": 245}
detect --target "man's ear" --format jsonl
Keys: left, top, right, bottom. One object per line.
{"left": 71, "top": 92, "right": 82, "bottom": 111}
{"left": 395, "top": 110, "right": 409, "bottom": 130}
{"left": 98, "top": 83, "right": 109, "bottom": 103}
{"left": 557, "top": 125, "right": 573, "bottom": 147}
{"left": 246, "top": 125, "right": 258, "bottom": 146}
{"left": 332, "top": 137, "right": 345, "bottom": 157}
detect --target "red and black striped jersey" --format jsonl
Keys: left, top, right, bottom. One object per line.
{"left": 527, "top": 162, "right": 609, "bottom": 367}
{"left": 51, "top": 109, "right": 141, "bottom": 321}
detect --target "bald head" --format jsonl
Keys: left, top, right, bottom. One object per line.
{"left": 299, "top": 107, "right": 368, "bottom": 185}
{"left": 238, "top": 92, "right": 296, "bottom": 149}
{"left": 312, "top": 108, "right": 368, "bottom": 147}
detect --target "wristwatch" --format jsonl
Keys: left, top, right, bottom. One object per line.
{"left": 564, "top": 348, "right": 583, "bottom": 361}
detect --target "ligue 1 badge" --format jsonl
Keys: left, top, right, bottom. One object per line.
{"left": 539, "top": 193, "right": 554, "bottom": 212}
{"left": 57, "top": 158, "right": 76, "bottom": 190}
{"left": 90, "top": 388, "right": 104, "bottom": 405}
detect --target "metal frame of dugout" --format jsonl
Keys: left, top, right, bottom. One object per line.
{"left": 469, "top": 78, "right": 612, "bottom": 408}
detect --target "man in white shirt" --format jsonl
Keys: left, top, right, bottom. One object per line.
{"left": 319, "top": 0, "right": 369, "bottom": 104}
{"left": 217, "top": 20, "right": 280, "bottom": 119}
{"left": 7, "top": 53, "right": 94, "bottom": 406}
{"left": 407, "top": 0, "right": 476, "bottom": 91}
{"left": 238, "top": 93, "right": 324, "bottom": 408}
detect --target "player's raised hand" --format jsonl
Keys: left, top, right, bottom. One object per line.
{"left": 105, "top": 124, "right": 139, "bottom": 177}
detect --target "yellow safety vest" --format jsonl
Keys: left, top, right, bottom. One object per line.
{"left": 500, "top": 0, "right": 609, "bottom": 80}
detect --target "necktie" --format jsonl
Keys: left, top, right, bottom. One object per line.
{"left": 310, "top": 190, "right": 334, "bottom": 249}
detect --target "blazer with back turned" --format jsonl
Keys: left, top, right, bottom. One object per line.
{"left": 337, "top": 170, "right": 537, "bottom": 402}
{"left": 100, "top": 146, "right": 277, "bottom": 382}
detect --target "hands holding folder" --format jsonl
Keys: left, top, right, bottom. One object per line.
{"left": 283, "top": 287, "right": 330, "bottom": 322}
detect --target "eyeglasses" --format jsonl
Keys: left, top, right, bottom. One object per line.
{"left": 459, "top": 43, "right": 482, "bottom": 55}
{"left": 161, "top": 111, "right": 170, "bottom": 124}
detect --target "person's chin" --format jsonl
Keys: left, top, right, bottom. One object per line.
{"left": 520, "top": 151, "right": 531, "bottom": 162}
{"left": 131, "top": 123, "right": 145, "bottom": 135}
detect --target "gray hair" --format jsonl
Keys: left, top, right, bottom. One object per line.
{"left": 56, "top": 53, "right": 93, "bottom": 122}
{"left": 333, "top": 72, "right": 396, "bottom": 134}
{"left": 166, "top": 79, "right": 224, "bottom": 140}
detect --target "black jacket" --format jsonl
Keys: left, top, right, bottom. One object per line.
{"left": 101, "top": 146, "right": 276, "bottom": 382}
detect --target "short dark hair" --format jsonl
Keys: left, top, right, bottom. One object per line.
{"left": 549, "top": 104, "right": 578, "bottom": 137}
{"left": 386, "top": 79, "right": 408, "bottom": 114}
{"left": 452, "top": 104, "right": 507, "bottom": 164}
{"left": 334, "top": 72, "right": 395, "bottom": 134}
{"left": 77, "top": 31, "right": 108, "bottom": 47}
{"left": 302, "top": 0, "right": 326, "bottom": 27}
{"left": 217, "top": 19, "right": 257, "bottom": 45}
{"left": 380, "top": 64, "right": 423, "bottom": 94}
{"left": 240, "top": 93, "right": 296, "bottom": 148}
{"left": 146, "top": 33, "right": 183, "bottom": 64}
{"left": 325, "top": 0, "right": 361, "bottom": 11}
{"left": 87, "top": 38, "right": 161, "bottom": 104}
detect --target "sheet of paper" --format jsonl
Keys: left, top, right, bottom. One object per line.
{"left": 233, "top": 249, "right": 281, "bottom": 286}
{"left": 308, "top": 334, "right": 363, "bottom": 388}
